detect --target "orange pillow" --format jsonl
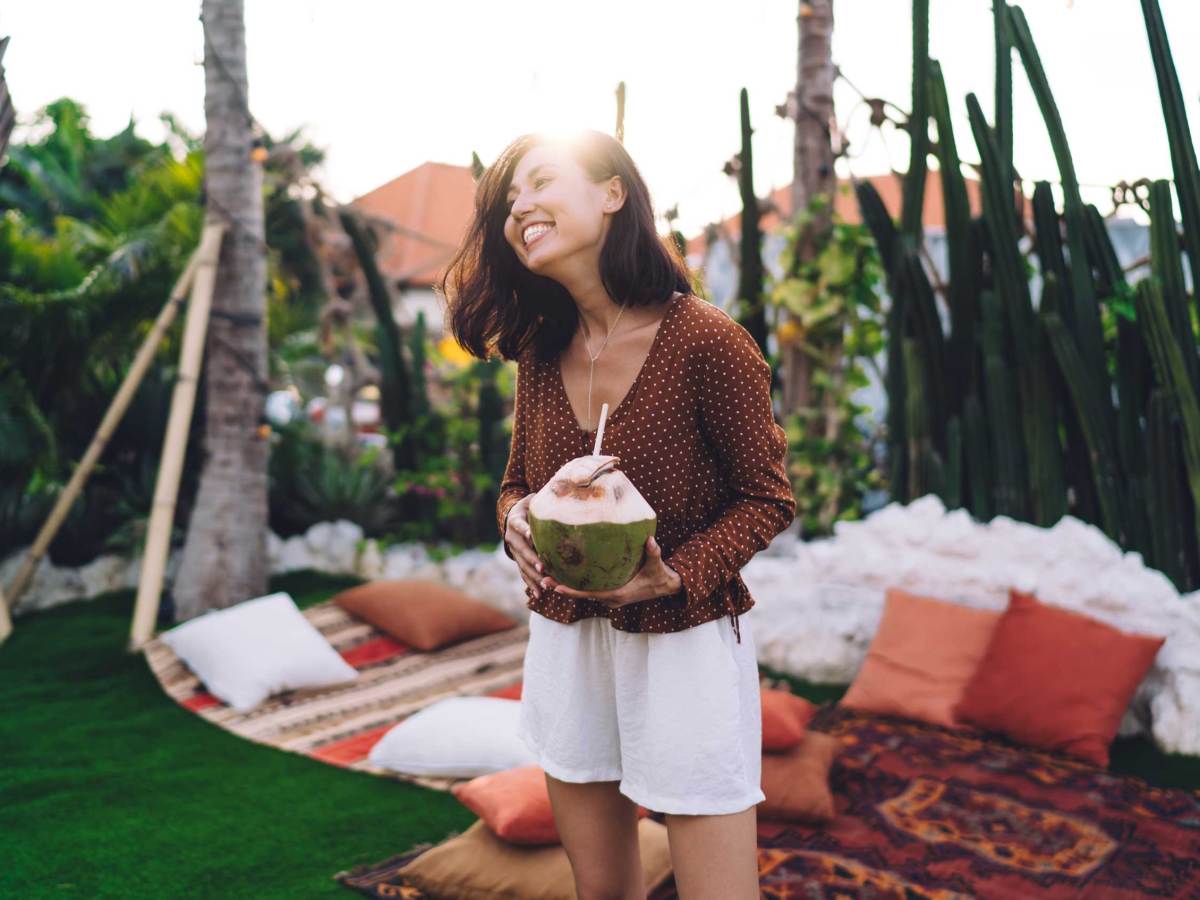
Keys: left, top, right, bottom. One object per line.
{"left": 954, "top": 589, "right": 1166, "bottom": 768}
{"left": 333, "top": 579, "right": 518, "bottom": 651}
{"left": 489, "top": 680, "right": 523, "bottom": 700}
{"left": 761, "top": 688, "right": 818, "bottom": 751}
{"left": 451, "top": 765, "right": 652, "bottom": 845}
{"left": 840, "top": 586, "right": 1002, "bottom": 728}
{"left": 758, "top": 731, "right": 841, "bottom": 823}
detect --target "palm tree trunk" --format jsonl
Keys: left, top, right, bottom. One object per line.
{"left": 783, "top": 0, "right": 837, "bottom": 419}
{"left": 172, "top": 0, "right": 269, "bottom": 621}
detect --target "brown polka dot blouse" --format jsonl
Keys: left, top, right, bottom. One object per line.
{"left": 496, "top": 291, "right": 796, "bottom": 644}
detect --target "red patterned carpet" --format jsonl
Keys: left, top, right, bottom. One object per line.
{"left": 336, "top": 704, "right": 1200, "bottom": 899}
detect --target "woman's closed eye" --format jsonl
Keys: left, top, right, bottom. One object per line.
{"left": 507, "top": 177, "right": 550, "bottom": 212}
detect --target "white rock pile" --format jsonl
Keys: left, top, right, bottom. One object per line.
{"left": 6, "top": 493, "right": 1197, "bottom": 754}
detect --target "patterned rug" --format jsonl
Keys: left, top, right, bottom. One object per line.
{"left": 142, "top": 597, "right": 529, "bottom": 795}
{"left": 334, "top": 704, "right": 1200, "bottom": 899}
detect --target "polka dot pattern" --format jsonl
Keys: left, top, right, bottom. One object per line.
{"left": 496, "top": 292, "right": 797, "bottom": 644}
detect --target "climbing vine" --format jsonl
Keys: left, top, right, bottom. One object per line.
{"left": 767, "top": 193, "right": 889, "bottom": 537}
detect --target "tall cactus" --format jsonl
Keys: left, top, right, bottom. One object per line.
{"left": 979, "top": 288, "right": 1025, "bottom": 518}
{"left": 855, "top": 178, "right": 908, "bottom": 494}
{"left": 900, "top": 0, "right": 930, "bottom": 241}
{"left": 1114, "top": 316, "right": 1152, "bottom": 554}
{"left": 1039, "top": 278, "right": 1123, "bottom": 540}
{"left": 1135, "top": 277, "right": 1200, "bottom": 545}
{"left": 853, "top": 0, "right": 1200, "bottom": 590}
{"left": 967, "top": 91, "right": 1065, "bottom": 526}
{"left": 1033, "top": 181, "right": 1099, "bottom": 524}
{"left": 1146, "top": 388, "right": 1188, "bottom": 585}
{"left": 734, "top": 87, "right": 767, "bottom": 354}
{"left": 1140, "top": 0, "right": 1200, "bottom": 296}
{"left": 408, "top": 309, "right": 430, "bottom": 418}
{"left": 993, "top": 0, "right": 1015, "bottom": 194}
{"left": 928, "top": 58, "right": 979, "bottom": 414}
{"left": 338, "top": 208, "right": 415, "bottom": 472}
{"left": 1148, "top": 179, "right": 1200, "bottom": 391}
{"left": 1007, "top": 5, "right": 1107, "bottom": 386}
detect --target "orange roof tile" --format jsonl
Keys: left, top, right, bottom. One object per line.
{"left": 348, "top": 161, "right": 477, "bottom": 288}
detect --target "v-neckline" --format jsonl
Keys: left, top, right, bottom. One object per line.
{"left": 556, "top": 291, "right": 685, "bottom": 436}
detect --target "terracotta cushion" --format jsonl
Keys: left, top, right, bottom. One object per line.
{"left": 451, "top": 765, "right": 651, "bottom": 846}
{"left": 841, "top": 586, "right": 1002, "bottom": 728}
{"left": 758, "top": 731, "right": 841, "bottom": 823}
{"left": 489, "top": 681, "right": 523, "bottom": 701}
{"left": 954, "top": 589, "right": 1167, "bottom": 767}
{"left": 333, "top": 579, "right": 517, "bottom": 651}
{"left": 761, "top": 688, "right": 818, "bottom": 751}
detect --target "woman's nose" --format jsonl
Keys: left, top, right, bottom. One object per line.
{"left": 511, "top": 192, "right": 537, "bottom": 219}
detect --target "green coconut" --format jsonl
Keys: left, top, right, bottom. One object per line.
{"left": 527, "top": 453, "right": 656, "bottom": 593}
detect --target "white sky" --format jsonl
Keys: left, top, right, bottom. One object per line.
{"left": 3, "top": 1, "right": 1198, "bottom": 236}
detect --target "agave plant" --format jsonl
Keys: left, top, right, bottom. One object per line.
{"left": 268, "top": 420, "right": 401, "bottom": 538}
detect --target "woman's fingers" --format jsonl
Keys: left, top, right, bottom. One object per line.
{"left": 506, "top": 515, "right": 547, "bottom": 597}
{"left": 508, "top": 516, "right": 544, "bottom": 575}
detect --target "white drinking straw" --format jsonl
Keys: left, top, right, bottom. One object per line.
{"left": 592, "top": 402, "right": 610, "bottom": 456}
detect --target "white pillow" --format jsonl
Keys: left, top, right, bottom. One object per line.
{"left": 368, "top": 696, "right": 537, "bottom": 777}
{"left": 159, "top": 591, "right": 358, "bottom": 712}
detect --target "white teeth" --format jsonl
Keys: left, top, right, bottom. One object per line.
{"left": 523, "top": 223, "right": 554, "bottom": 246}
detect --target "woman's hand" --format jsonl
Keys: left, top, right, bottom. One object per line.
{"left": 503, "top": 495, "right": 546, "bottom": 598}
{"left": 536, "top": 535, "right": 684, "bottom": 610}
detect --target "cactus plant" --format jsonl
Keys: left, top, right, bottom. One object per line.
{"left": 1140, "top": 0, "right": 1200, "bottom": 296}
{"left": 850, "top": 0, "right": 1200, "bottom": 589}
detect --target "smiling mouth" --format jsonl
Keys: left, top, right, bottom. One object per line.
{"left": 523, "top": 224, "right": 555, "bottom": 249}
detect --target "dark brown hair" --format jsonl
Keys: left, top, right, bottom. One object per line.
{"left": 439, "top": 129, "right": 693, "bottom": 364}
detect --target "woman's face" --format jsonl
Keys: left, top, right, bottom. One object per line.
{"left": 503, "top": 143, "right": 624, "bottom": 281}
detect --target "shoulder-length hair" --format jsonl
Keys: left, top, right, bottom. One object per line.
{"left": 439, "top": 129, "right": 693, "bottom": 364}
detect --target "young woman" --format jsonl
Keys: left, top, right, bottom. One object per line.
{"left": 442, "top": 128, "right": 795, "bottom": 900}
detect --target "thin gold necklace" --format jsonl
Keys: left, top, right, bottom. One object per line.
{"left": 578, "top": 302, "right": 627, "bottom": 432}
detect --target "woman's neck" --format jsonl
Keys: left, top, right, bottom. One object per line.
{"left": 572, "top": 290, "right": 680, "bottom": 342}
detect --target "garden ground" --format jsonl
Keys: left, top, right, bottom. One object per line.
{"left": 3, "top": 570, "right": 1198, "bottom": 897}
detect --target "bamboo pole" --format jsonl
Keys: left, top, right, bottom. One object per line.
{"left": 128, "top": 221, "right": 226, "bottom": 651}
{"left": 0, "top": 584, "right": 11, "bottom": 644}
{"left": 0, "top": 249, "right": 203, "bottom": 641}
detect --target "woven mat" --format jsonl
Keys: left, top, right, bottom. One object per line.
{"left": 142, "top": 598, "right": 529, "bottom": 793}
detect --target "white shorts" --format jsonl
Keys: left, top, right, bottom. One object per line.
{"left": 517, "top": 609, "right": 765, "bottom": 816}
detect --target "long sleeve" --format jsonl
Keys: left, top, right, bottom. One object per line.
{"left": 663, "top": 319, "right": 796, "bottom": 611}
{"left": 496, "top": 356, "right": 531, "bottom": 561}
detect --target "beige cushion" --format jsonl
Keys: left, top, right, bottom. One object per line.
{"left": 333, "top": 578, "right": 517, "bottom": 650}
{"left": 397, "top": 816, "right": 674, "bottom": 899}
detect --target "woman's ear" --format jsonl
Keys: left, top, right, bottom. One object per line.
{"left": 603, "top": 175, "right": 626, "bottom": 213}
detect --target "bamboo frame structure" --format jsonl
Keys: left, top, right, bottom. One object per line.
{"left": 128, "top": 221, "right": 226, "bottom": 652}
{"left": 0, "top": 243, "right": 208, "bottom": 644}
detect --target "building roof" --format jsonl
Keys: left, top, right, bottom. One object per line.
{"left": 348, "top": 160, "right": 477, "bottom": 288}
{"left": 685, "top": 167, "right": 991, "bottom": 259}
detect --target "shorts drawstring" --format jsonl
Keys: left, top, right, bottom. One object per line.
{"left": 725, "top": 597, "right": 742, "bottom": 644}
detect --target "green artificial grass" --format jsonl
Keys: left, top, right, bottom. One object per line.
{"left": 3, "top": 571, "right": 1198, "bottom": 896}
{"left": 0, "top": 571, "right": 475, "bottom": 898}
